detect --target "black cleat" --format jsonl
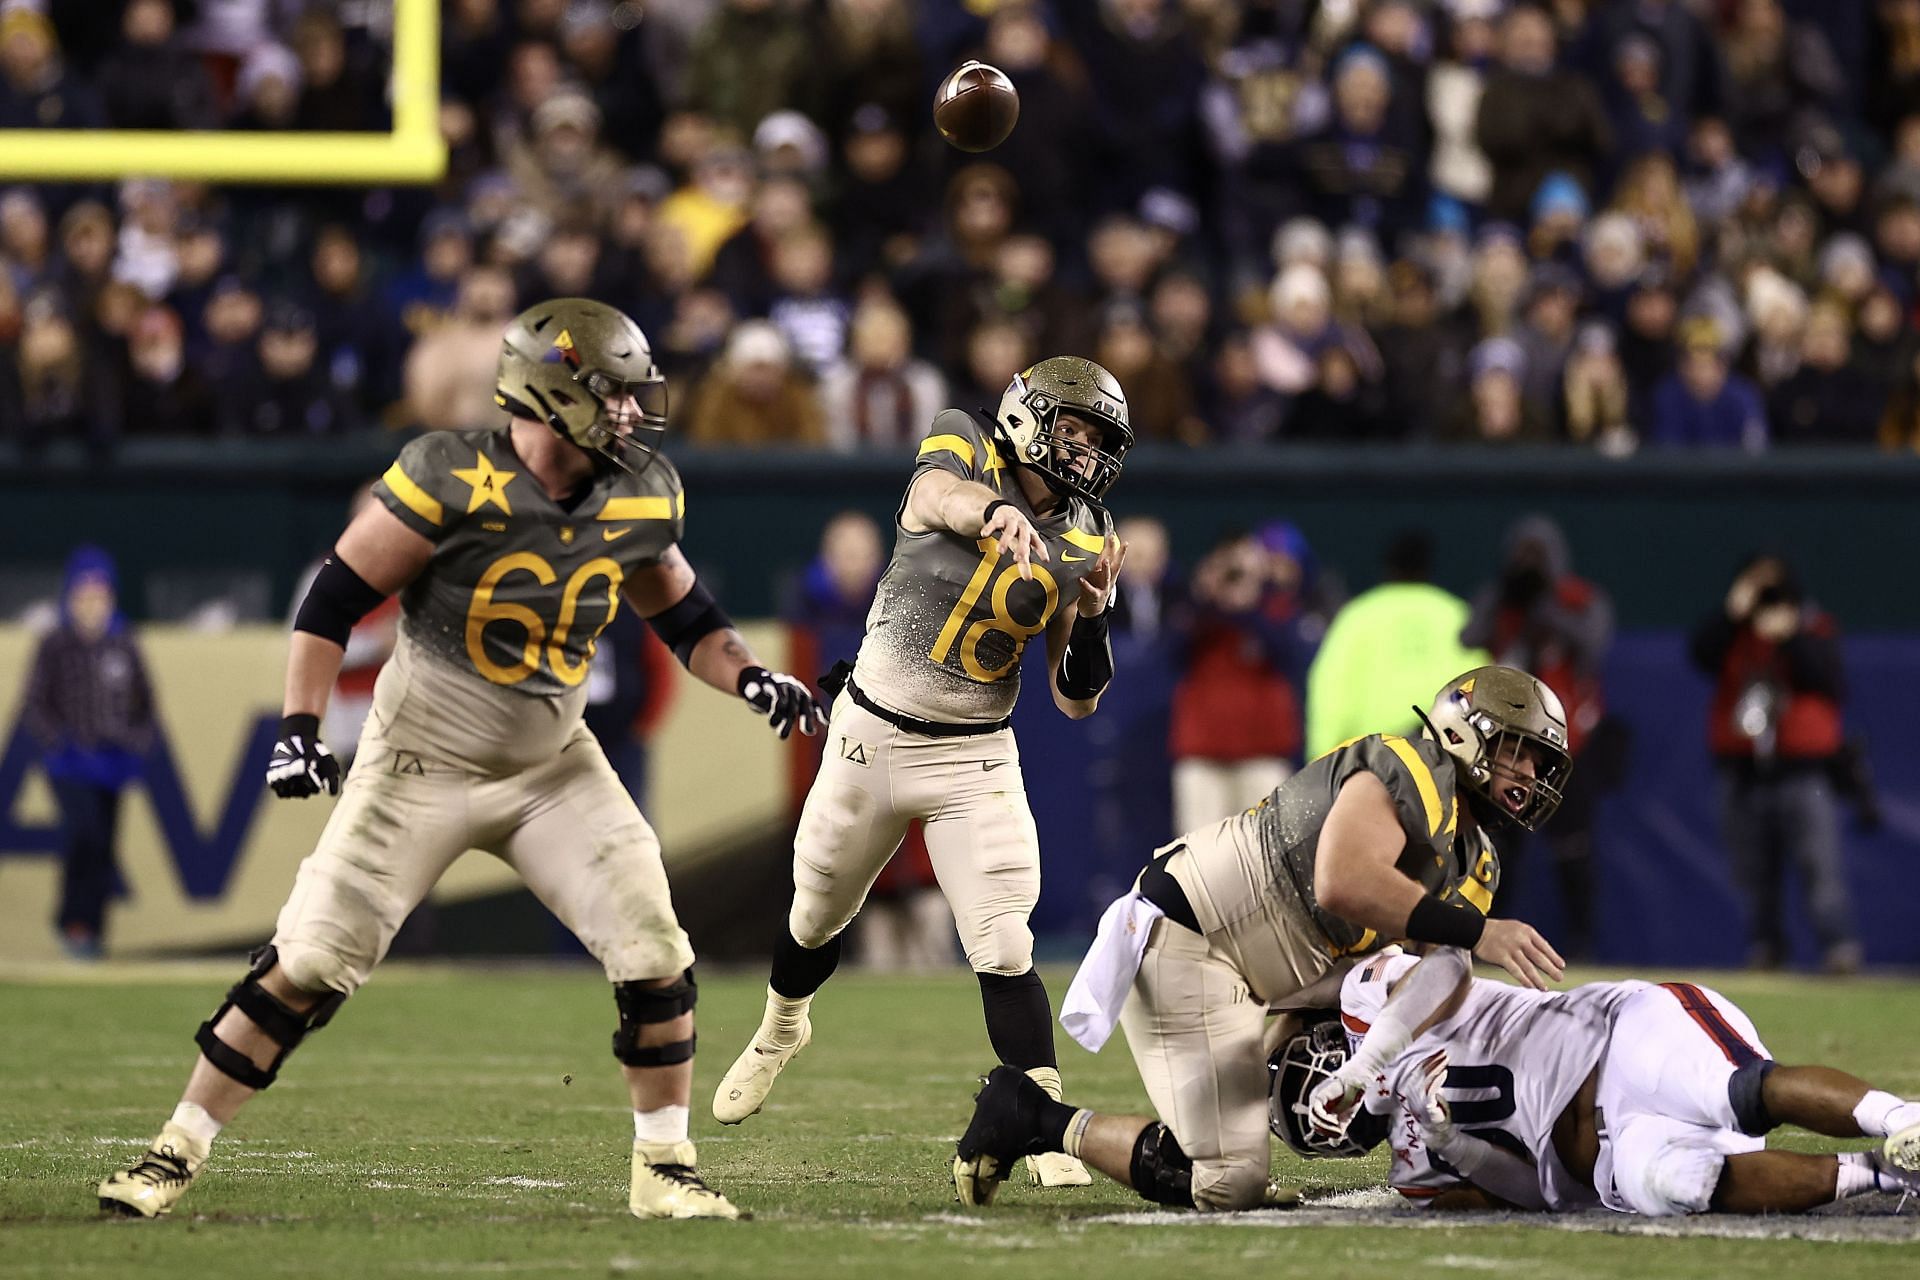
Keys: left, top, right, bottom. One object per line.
{"left": 952, "top": 1066, "right": 1050, "bottom": 1206}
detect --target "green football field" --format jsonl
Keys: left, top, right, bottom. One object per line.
{"left": 2, "top": 962, "right": 1917, "bottom": 1279}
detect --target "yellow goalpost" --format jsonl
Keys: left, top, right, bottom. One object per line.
{"left": 0, "top": 0, "right": 444, "bottom": 184}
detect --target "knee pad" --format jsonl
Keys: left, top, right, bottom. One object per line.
{"left": 1727, "top": 1057, "right": 1779, "bottom": 1136}
{"left": 611, "top": 968, "right": 697, "bottom": 1067}
{"left": 1129, "top": 1122, "right": 1196, "bottom": 1208}
{"left": 195, "top": 945, "right": 347, "bottom": 1090}
{"left": 962, "top": 921, "right": 1034, "bottom": 977}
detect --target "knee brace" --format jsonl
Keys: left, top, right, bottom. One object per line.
{"left": 611, "top": 969, "right": 697, "bottom": 1067}
{"left": 1128, "top": 1121, "right": 1195, "bottom": 1208}
{"left": 1727, "top": 1057, "right": 1779, "bottom": 1136}
{"left": 195, "top": 945, "right": 346, "bottom": 1090}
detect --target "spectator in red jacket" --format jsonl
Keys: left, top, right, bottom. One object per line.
{"left": 1463, "top": 515, "right": 1618, "bottom": 960}
{"left": 1167, "top": 526, "right": 1320, "bottom": 836}
{"left": 1689, "top": 554, "right": 1860, "bottom": 973}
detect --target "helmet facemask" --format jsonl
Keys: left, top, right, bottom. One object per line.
{"left": 1268, "top": 1020, "right": 1391, "bottom": 1161}
{"left": 573, "top": 369, "right": 668, "bottom": 477}
{"left": 1417, "top": 702, "right": 1571, "bottom": 833}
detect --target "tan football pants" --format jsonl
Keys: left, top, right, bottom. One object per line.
{"left": 1118, "top": 830, "right": 1342, "bottom": 1212}
{"left": 271, "top": 649, "right": 693, "bottom": 996}
{"left": 788, "top": 692, "right": 1038, "bottom": 975}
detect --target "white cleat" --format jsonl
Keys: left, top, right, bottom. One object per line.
{"left": 1025, "top": 1151, "right": 1092, "bottom": 1187}
{"left": 712, "top": 1019, "right": 811, "bottom": 1125}
{"left": 97, "top": 1124, "right": 209, "bottom": 1219}
{"left": 1880, "top": 1120, "right": 1920, "bottom": 1188}
{"left": 630, "top": 1140, "right": 744, "bottom": 1220}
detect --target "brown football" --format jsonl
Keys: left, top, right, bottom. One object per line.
{"left": 933, "top": 61, "right": 1020, "bottom": 153}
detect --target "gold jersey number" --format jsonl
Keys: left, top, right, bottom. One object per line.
{"left": 465, "top": 552, "right": 623, "bottom": 687}
{"left": 929, "top": 537, "right": 1060, "bottom": 682}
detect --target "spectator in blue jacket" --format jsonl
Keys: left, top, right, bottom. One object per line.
{"left": 20, "top": 547, "right": 154, "bottom": 960}
{"left": 1650, "top": 316, "right": 1769, "bottom": 448}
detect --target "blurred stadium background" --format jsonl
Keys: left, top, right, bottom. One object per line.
{"left": 4, "top": 0, "right": 1920, "bottom": 985}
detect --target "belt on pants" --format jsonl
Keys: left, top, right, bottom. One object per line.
{"left": 843, "top": 675, "right": 1011, "bottom": 739}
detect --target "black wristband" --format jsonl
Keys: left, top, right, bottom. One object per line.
{"left": 279, "top": 713, "right": 321, "bottom": 743}
{"left": 293, "top": 554, "right": 388, "bottom": 646}
{"left": 1055, "top": 607, "right": 1114, "bottom": 700}
{"left": 1404, "top": 894, "right": 1487, "bottom": 950}
{"left": 982, "top": 499, "right": 1013, "bottom": 529}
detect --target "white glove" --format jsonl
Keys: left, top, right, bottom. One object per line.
{"left": 1306, "top": 1059, "right": 1374, "bottom": 1140}
{"left": 1411, "top": 1050, "right": 1456, "bottom": 1150}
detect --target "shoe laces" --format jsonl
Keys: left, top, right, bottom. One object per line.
{"left": 647, "top": 1163, "right": 715, "bottom": 1191}
{"left": 126, "top": 1147, "right": 193, "bottom": 1188}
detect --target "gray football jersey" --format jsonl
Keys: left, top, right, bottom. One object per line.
{"left": 1225, "top": 733, "right": 1500, "bottom": 957}
{"left": 851, "top": 409, "right": 1117, "bottom": 724}
{"left": 371, "top": 427, "right": 684, "bottom": 699}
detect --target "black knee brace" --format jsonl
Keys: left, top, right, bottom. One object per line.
{"left": 1129, "top": 1122, "right": 1195, "bottom": 1208}
{"left": 1728, "top": 1057, "right": 1779, "bottom": 1135}
{"left": 611, "top": 969, "right": 697, "bottom": 1067}
{"left": 194, "top": 945, "right": 346, "bottom": 1090}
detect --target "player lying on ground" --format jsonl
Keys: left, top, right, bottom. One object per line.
{"left": 713, "top": 358, "right": 1133, "bottom": 1189}
{"left": 953, "top": 667, "right": 1571, "bottom": 1210}
{"left": 98, "top": 298, "right": 822, "bottom": 1222}
{"left": 1270, "top": 948, "right": 1920, "bottom": 1215}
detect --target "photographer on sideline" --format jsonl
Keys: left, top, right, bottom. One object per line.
{"left": 1689, "top": 554, "right": 1861, "bottom": 973}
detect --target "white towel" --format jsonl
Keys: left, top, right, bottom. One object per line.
{"left": 1059, "top": 890, "right": 1165, "bottom": 1053}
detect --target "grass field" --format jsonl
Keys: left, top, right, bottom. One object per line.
{"left": 2, "top": 962, "right": 1917, "bottom": 1279}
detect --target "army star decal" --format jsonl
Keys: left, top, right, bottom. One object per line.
{"left": 452, "top": 451, "right": 516, "bottom": 516}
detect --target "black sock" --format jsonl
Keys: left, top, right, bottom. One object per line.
{"left": 976, "top": 969, "right": 1057, "bottom": 1070}
{"left": 769, "top": 929, "right": 841, "bottom": 999}
{"left": 1034, "top": 1094, "right": 1079, "bottom": 1153}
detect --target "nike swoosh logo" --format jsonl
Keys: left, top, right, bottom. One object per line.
{"left": 1062, "top": 552, "right": 1088, "bottom": 562}
{"left": 603, "top": 526, "right": 634, "bottom": 542}
{"left": 983, "top": 761, "right": 1010, "bottom": 772}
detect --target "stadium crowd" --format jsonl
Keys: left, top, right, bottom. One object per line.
{"left": 4, "top": 0, "right": 1920, "bottom": 453}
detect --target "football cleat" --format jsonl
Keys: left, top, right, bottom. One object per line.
{"left": 1025, "top": 1151, "right": 1092, "bottom": 1187}
{"left": 1879, "top": 1120, "right": 1920, "bottom": 1189}
{"left": 97, "top": 1124, "right": 209, "bottom": 1219}
{"left": 630, "top": 1140, "right": 743, "bottom": 1220}
{"left": 953, "top": 1066, "right": 1049, "bottom": 1207}
{"left": 712, "top": 1019, "right": 811, "bottom": 1125}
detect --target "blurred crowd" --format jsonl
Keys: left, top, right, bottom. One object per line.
{"left": 7, "top": 0, "right": 1920, "bottom": 453}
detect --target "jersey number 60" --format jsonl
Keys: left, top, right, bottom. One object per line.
{"left": 465, "top": 552, "right": 623, "bottom": 687}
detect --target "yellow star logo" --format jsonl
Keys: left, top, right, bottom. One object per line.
{"left": 452, "top": 451, "right": 516, "bottom": 516}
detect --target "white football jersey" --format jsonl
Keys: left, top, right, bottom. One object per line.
{"left": 1340, "top": 952, "right": 1645, "bottom": 1208}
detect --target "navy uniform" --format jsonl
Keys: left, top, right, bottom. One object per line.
{"left": 270, "top": 428, "right": 695, "bottom": 997}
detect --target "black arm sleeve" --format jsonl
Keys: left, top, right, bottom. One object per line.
{"left": 1054, "top": 608, "right": 1113, "bottom": 701}
{"left": 293, "top": 555, "right": 389, "bottom": 647}
{"left": 644, "top": 580, "right": 734, "bottom": 667}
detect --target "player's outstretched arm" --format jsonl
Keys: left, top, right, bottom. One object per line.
{"left": 1315, "top": 773, "right": 1563, "bottom": 989}
{"left": 624, "top": 547, "right": 823, "bottom": 740}
{"left": 905, "top": 471, "right": 1047, "bottom": 580}
{"left": 270, "top": 503, "right": 432, "bottom": 799}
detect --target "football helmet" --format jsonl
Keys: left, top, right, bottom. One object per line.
{"left": 1420, "top": 666, "right": 1572, "bottom": 832}
{"left": 1268, "top": 1020, "right": 1390, "bottom": 1160}
{"left": 495, "top": 297, "right": 667, "bottom": 476}
{"left": 993, "top": 356, "right": 1134, "bottom": 502}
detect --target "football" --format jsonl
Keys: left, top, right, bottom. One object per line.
{"left": 933, "top": 60, "right": 1020, "bottom": 153}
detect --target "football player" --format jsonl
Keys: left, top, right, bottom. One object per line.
{"left": 713, "top": 358, "right": 1131, "bottom": 1187}
{"left": 952, "top": 667, "right": 1570, "bottom": 1211}
{"left": 98, "top": 298, "right": 822, "bottom": 1222}
{"left": 1273, "top": 949, "right": 1920, "bottom": 1215}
